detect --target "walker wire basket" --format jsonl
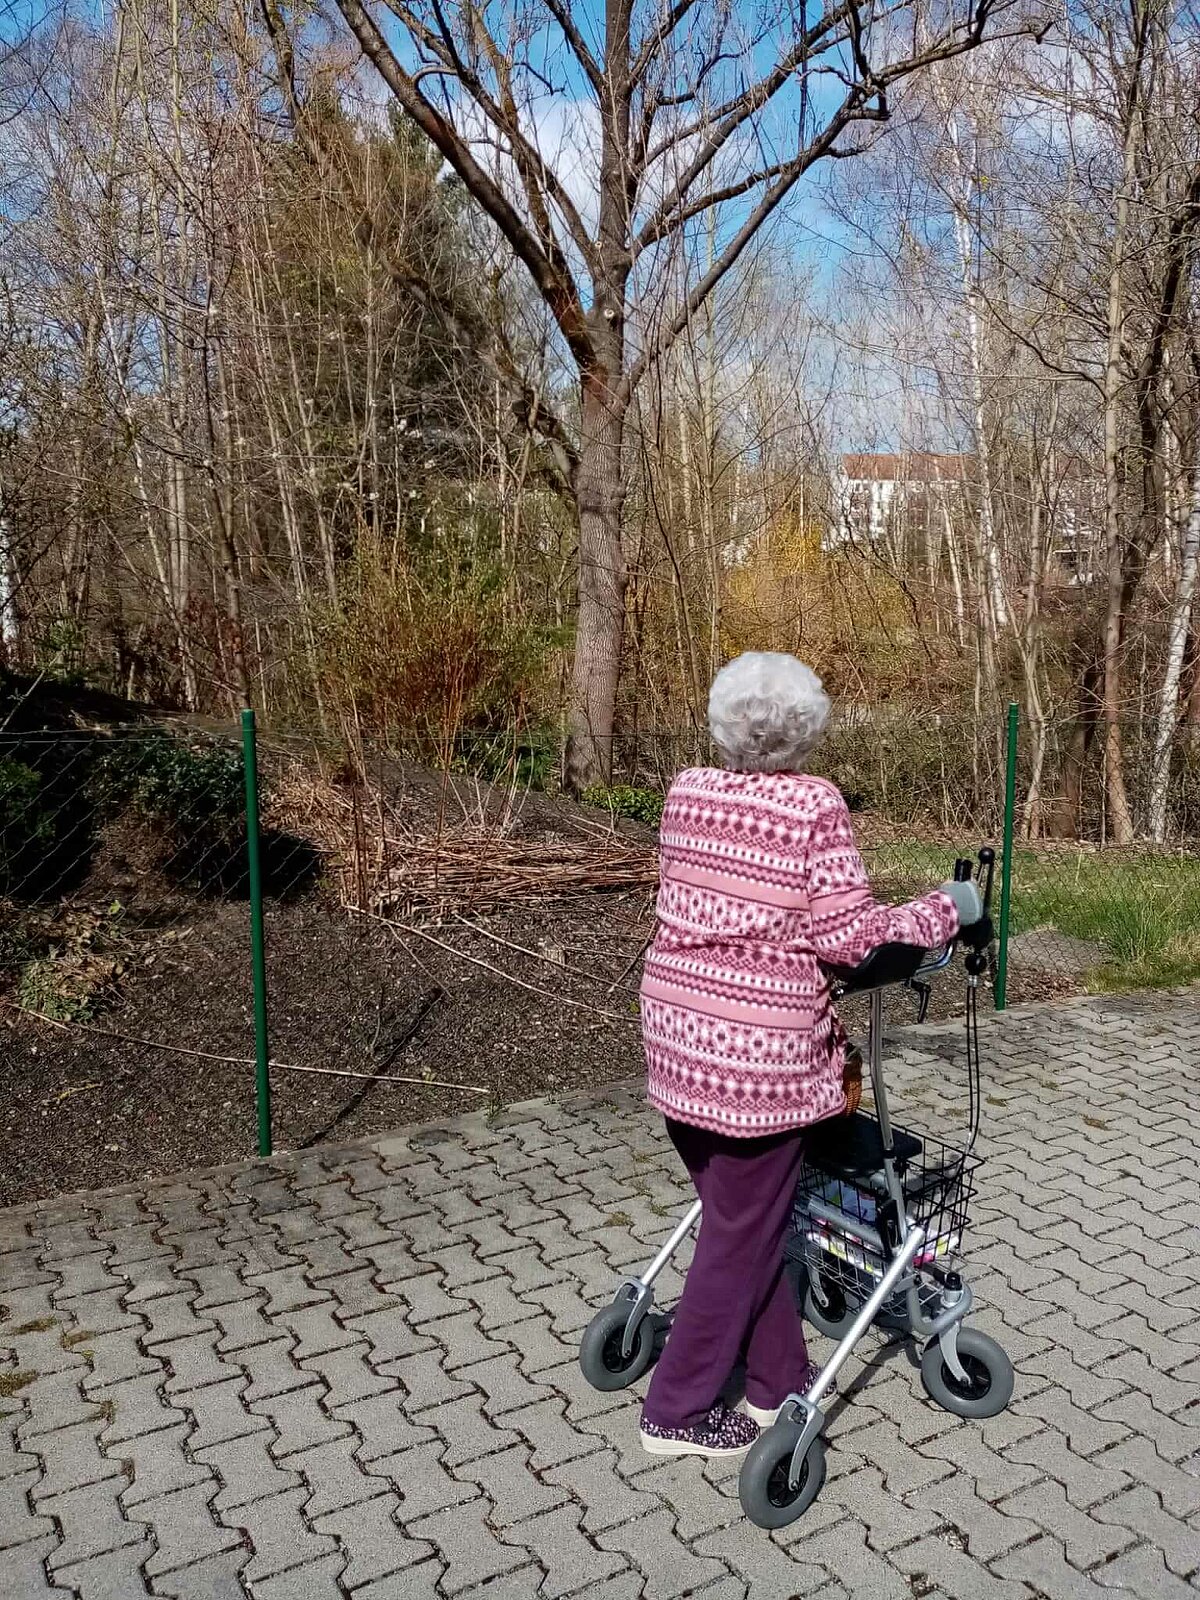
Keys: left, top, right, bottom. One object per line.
{"left": 786, "top": 1112, "right": 981, "bottom": 1318}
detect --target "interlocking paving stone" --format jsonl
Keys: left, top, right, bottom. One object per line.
{"left": 999, "top": 1425, "right": 1134, "bottom": 1509}
{"left": 149, "top": 1550, "right": 249, "bottom": 1598}
{"left": 987, "top": 1534, "right": 1114, "bottom": 1598}
{"left": 0, "top": 1469, "right": 56, "bottom": 1550}
{"left": 423, "top": 1393, "right": 521, "bottom": 1470}
{"left": 370, "top": 1440, "right": 481, "bottom": 1524}
{"left": 498, "top": 1502, "right": 628, "bottom": 1596}
{"left": 231, "top": 1486, "right": 339, "bottom": 1585}
{"left": 350, "top": 1557, "right": 445, "bottom": 1599}
{"left": 30, "top": 1419, "right": 124, "bottom": 1499}
{"left": 1091, "top": 1542, "right": 1200, "bottom": 1598}
{"left": 451, "top": 1441, "right": 568, "bottom": 1527}
{"left": 8, "top": 1534, "right": 74, "bottom": 1599}
{"left": 18, "top": 1372, "right": 110, "bottom": 1439}
{"left": 309, "top": 1492, "right": 433, "bottom": 1589}
{"left": 171, "top": 1379, "right": 268, "bottom": 1453}
{"left": 247, "top": 1384, "right": 350, "bottom": 1459}
{"left": 1101, "top": 1435, "right": 1200, "bottom": 1517}
{"left": 998, "top": 1476, "right": 1136, "bottom": 1568}
{"left": 406, "top": 1496, "right": 531, "bottom": 1595}
{"left": 137, "top": 1481, "right": 246, "bottom": 1577}
{"left": 543, "top": 1446, "right": 661, "bottom": 1534}
{"left": 595, "top": 1506, "right": 730, "bottom": 1596}
{"left": 694, "top": 1516, "right": 835, "bottom": 1594}
{"left": 193, "top": 1432, "right": 303, "bottom": 1514}
{"left": 41, "top": 1477, "right": 147, "bottom": 1569}
{"left": 53, "top": 1538, "right": 158, "bottom": 1599}
{"left": 248, "top": 1551, "right": 346, "bottom": 1599}
{"left": 0, "top": 1414, "right": 39, "bottom": 1483}
{"left": 81, "top": 1327, "right": 163, "bottom": 1393}
{"left": 1088, "top": 1483, "right": 1200, "bottom": 1577}
{"left": 119, "top": 1422, "right": 212, "bottom": 1509}
{"left": 298, "top": 1343, "right": 395, "bottom": 1407}
{"left": 3, "top": 988, "right": 1200, "bottom": 1600}
{"left": 328, "top": 1392, "right": 438, "bottom": 1462}
{"left": 889, "top": 1533, "right": 1033, "bottom": 1600}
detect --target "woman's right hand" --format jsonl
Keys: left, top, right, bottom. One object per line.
{"left": 939, "top": 878, "right": 983, "bottom": 925}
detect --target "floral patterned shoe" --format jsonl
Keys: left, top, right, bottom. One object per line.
{"left": 743, "top": 1362, "right": 830, "bottom": 1426}
{"left": 640, "top": 1402, "right": 759, "bottom": 1458}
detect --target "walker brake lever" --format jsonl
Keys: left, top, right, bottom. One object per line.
{"left": 910, "top": 979, "right": 932, "bottom": 1024}
{"left": 964, "top": 845, "right": 998, "bottom": 981}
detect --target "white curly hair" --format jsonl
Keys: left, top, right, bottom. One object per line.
{"left": 707, "top": 651, "right": 832, "bottom": 773}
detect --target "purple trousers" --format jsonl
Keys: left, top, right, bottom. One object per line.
{"left": 642, "top": 1118, "right": 811, "bottom": 1431}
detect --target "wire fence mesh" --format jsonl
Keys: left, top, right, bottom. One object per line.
{"left": 3, "top": 705, "right": 1199, "bottom": 1194}
{"left": 0, "top": 723, "right": 253, "bottom": 1024}
{"left": 607, "top": 709, "right": 1200, "bottom": 994}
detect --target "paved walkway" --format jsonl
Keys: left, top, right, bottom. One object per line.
{"left": 2, "top": 990, "right": 1199, "bottom": 1599}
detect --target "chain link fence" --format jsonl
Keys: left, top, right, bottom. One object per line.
{"left": 608, "top": 707, "right": 1200, "bottom": 997}
{"left": 3, "top": 704, "right": 1198, "bottom": 1193}
{"left": 1, "top": 722, "right": 253, "bottom": 1022}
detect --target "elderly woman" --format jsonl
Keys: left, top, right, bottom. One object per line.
{"left": 638, "top": 651, "right": 984, "bottom": 1458}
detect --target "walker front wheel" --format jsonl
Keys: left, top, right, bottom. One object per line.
{"left": 579, "top": 1301, "right": 656, "bottom": 1392}
{"left": 920, "top": 1326, "right": 1014, "bottom": 1419}
{"left": 739, "top": 1425, "right": 826, "bottom": 1529}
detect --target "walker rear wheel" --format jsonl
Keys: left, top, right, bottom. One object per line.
{"left": 802, "top": 1273, "right": 857, "bottom": 1340}
{"left": 739, "top": 1425, "right": 826, "bottom": 1529}
{"left": 920, "top": 1326, "right": 1014, "bottom": 1419}
{"left": 579, "top": 1300, "right": 656, "bottom": 1392}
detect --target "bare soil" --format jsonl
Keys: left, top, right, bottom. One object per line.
{"left": 0, "top": 751, "right": 1071, "bottom": 1207}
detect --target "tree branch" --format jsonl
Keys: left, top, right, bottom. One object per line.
{"left": 624, "top": 1, "right": 1019, "bottom": 402}
{"left": 542, "top": 0, "right": 605, "bottom": 95}
{"left": 631, "top": 0, "right": 704, "bottom": 86}
{"left": 256, "top": 0, "right": 578, "bottom": 497}
{"left": 332, "top": 0, "right": 595, "bottom": 371}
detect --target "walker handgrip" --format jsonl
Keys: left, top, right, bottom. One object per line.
{"left": 978, "top": 847, "right": 996, "bottom": 913}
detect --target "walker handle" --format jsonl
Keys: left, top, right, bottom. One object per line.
{"left": 978, "top": 847, "right": 996, "bottom": 913}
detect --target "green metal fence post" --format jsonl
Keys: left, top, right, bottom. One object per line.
{"left": 995, "top": 701, "right": 1019, "bottom": 1011}
{"left": 241, "top": 708, "right": 272, "bottom": 1157}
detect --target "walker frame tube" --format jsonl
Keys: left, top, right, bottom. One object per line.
{"left": 781, "top": 1222, "right": 929, "bottom": 1487}
{"left": 615, "top": 1198, "right": 702, "bottom": 1358}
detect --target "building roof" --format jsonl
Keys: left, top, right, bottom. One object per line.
{"left": 842, "top": 452, "right": 972, "bottom": 483}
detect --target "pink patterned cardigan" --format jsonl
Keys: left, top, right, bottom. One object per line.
{"left": 640, "top": 768, "right": 960, "bottom": 1137}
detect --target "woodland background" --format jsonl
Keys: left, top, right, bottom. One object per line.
{"left": 0, "top": 0, "right": 1198, "bottom": 840}
{"left": 4, "top": 0, "right": 1200, "bottom": 1197}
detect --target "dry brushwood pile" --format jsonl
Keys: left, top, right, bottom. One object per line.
{"left": 265, "top": 754, "right": 660, "bottom": 916}
{"left": 373, "top": 835, "right": 659, "bottom": 915}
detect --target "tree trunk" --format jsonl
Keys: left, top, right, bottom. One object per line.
{"left": 567, "top": 372, "right": 628, "bottom": 789}
{"left": 1048, "top": 621, "right": 1101, "bottom": 839}
{"left": 0, "top": 512, "right": 18, "bottom": 659}
{"left": 1147, "top": 440, "right": 1200, "bottom": 840}
{"left": 944, "top": 109, "right": 1007, "bottom": 637}
{"left": 1100, "top": 221, "right": 1135, "bottom": 840}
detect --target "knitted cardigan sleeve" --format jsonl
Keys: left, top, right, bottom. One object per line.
{"left": 802, "top": 781, "right": 960, "bottom": 966}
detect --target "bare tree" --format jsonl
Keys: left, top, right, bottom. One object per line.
{"left": 306, "top": 0, "right": 1035, "bottom": 785}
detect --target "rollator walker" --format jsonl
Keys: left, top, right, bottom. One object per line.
{"left": 579, "top": 847, "right": 1014, "bottom": 1529}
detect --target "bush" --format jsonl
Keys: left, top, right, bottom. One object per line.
{"left": 452, "top": 728, "right": 558, "bottom": 790}
{"left": 581, "top": 784, "right": 665, "bottom": 827}
{"left": 93, "top": 733, "right": 243, "bottom": 825}
{"left": 310, "top": 526, "right": 555, "bottom": 755}
{"left": 0, "top": 759, "right": 56, "bottom": 892}
{"left": 91, "top": 733, "right": 246, "bottom": 891}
